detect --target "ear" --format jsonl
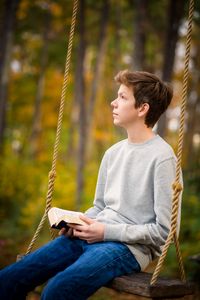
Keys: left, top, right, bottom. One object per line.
{"left": 138, "top": 103, "right": 150, "bottom": 117}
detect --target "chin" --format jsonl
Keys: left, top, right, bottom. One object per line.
{"left": 113, "top": 120, "right": 124, "bottom": 128}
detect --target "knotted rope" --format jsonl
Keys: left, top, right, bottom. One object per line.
{"left": 26, "top": 0, "right": 79, "bottom": 255}
{"left": 151, "top": 0, "right": 194, "bottom": 285}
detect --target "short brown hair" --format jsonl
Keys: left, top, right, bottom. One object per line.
{"left": 114, "top": 70, "right": 173, "bottom": 128}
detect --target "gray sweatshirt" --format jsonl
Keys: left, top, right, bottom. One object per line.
{"left": 85, "top": 134, "right": 182, "bottom": 271}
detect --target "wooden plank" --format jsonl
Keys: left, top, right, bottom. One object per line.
{"left": 106, "top": 272, "right": 194, "bottom": 298}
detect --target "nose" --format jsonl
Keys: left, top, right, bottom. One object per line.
{"left": 110, "top": 98, "right": 118, "bottom": 108}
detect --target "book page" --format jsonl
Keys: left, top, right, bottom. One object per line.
{"left": 53, "top": 207, "right": 82, "bottom": 219}
{"left": 48, "top": 207, "right": 84, "bottom": 227}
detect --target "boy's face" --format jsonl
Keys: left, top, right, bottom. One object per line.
{"left": 111, "top": 84, "right": 146, "bottom": 129}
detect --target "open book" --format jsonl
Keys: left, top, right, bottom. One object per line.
{"left": 48, "top": 207, "right": 85, "bottom": 230}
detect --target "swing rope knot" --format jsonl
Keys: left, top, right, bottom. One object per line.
{"left": 151, "top": 0, "right": 194, "bottom": 285}
{"left": 172, "top": 181, "right": 183, "bottom": 193}
{"left": 26, "top": 0, "right": 79, "bottom": 255}
{"left": 48, "top": 170, "right": 56, "bottom": 180}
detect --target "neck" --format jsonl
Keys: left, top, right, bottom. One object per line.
{"left": 126, "top": 123, "right": 155, "bottom": 144}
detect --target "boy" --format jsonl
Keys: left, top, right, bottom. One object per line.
{"left": 0, "top": 70, "right": 181, "bottom": 300}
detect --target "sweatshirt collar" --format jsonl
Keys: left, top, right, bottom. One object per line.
{"left": 126, "top": 134, "right": 159, "bottom": 147}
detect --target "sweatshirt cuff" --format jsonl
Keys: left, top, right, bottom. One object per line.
{"left": 104, "top": 223, "right": 124, "bottom": 241}
{"left": 84, "top": 208, "right": 98, "bottom": 219}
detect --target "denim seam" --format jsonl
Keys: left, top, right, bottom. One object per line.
{"left": 87, "top": 250, "right": 138, "bottom": 279}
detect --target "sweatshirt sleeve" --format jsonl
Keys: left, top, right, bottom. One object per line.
{"left": 104, "top": 157, "right": 182, "bottom": 248}
{"left": 84, "top": 151, "right": 108, "bottom": 218}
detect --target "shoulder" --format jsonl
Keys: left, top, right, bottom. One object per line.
{"left": 98, "top": 139, "right": 126, "bottom": 166}
{"left": 100, "top": 139, "right": 127, "bottom": 164}
{"left": 105, "top": 138, "right": 127, "bottom": 155}
{"left": 156, "top": 135, "right": 176, "bottom": 156}
{"left": 153, "top": 135, "right": 177, "bottom": 165}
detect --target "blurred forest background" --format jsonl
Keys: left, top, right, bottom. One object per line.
{"left": 0, "top": 0, "right": 200, "bottom": 299}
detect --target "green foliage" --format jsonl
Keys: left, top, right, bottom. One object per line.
{"left": 0, "top": 154, "right": 44, "bottom": 266}
{"left": 180, "top": 166, "right": 200, "bottom": 279}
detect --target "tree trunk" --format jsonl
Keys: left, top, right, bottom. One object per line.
{"left": 184, "top": 92, "right": 198, "bottom": 167}
{"left": 75, "top": 0, "right": 87, "bottom": 210}
{"left": 86, "top": 0, "right": 110, "bottom": 155}
{"left": 29, "top": 10, "right": 51, "bottom": 158}
{"left": 113, "top": 2, "right": 122, "bottom": 72}
{"left": 132, "top": 0, "right": 148, "bottom": 70}
{"left": 157, "top": 0, "right": 184, "bottom": 137}
{"left": 0, "top": 0, "right": 20, "bottom": 153}
{"left": 184, "top": 40, "right": 200, "bottom": 168}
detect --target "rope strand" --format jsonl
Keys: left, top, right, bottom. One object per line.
{"left": 26, "top": 0, "right": 79, "bottom": 255}
{"left": 151, "top": 0, "right": 194, "bottom": 285}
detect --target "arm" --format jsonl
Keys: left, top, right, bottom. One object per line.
{"left": 84, "top": 151, "right": 108, "bottom": 218}
{"left": 103, "top": 158, "right": 182, "bottom": 248}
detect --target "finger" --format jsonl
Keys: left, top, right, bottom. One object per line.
{"left": 79, "top": 214, "right": 95, "bottom": 225}
{"left": 65, "top": 228, "right": 73, "bottom": 237}
{"left": 59, "top": 228, "right": 66, "bottom": 236}
{"left": 68, "top": 224, "right": 86, "bottom": 231}
{"left": 73, "top": 229, "right": 88, "bottom": 239}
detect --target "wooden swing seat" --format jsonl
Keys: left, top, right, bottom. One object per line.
{"left": 107, "top": 272, "right": 194, "bottom": 299}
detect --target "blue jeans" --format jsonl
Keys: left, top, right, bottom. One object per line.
{"left": 0, "top": 236, "right": 140, "bottom": 300}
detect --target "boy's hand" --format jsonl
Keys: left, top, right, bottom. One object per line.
{"left": 68, "top": 214, "right": 105, "bottom": 243}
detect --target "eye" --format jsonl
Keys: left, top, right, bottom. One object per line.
{"left": 117, "top": 93, "right": 127, "bottom": 100}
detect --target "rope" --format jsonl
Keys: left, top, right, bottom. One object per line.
{"left": 151, "top": 0, "right": 194, "bottom": 285}
{"left": 26, "top": 0, "right": 79, "bottom": 255}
